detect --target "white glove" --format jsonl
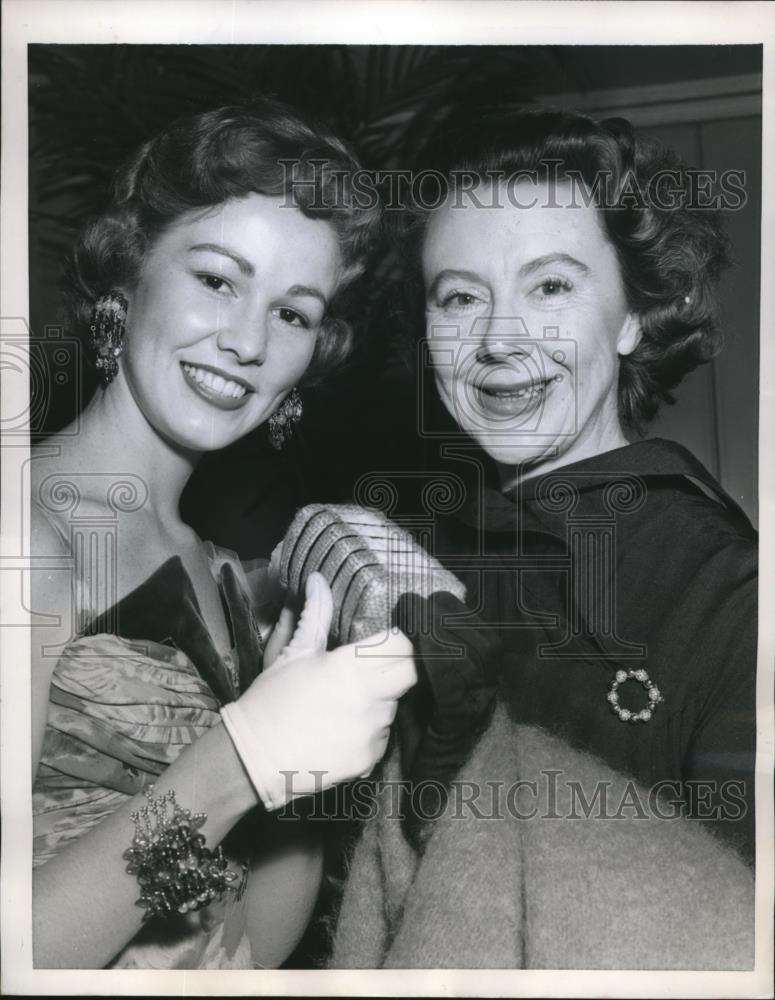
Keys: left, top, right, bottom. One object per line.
{"left": 220, "top": 572, "right": 417, "bottom": 810}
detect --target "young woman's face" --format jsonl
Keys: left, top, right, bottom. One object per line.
{"left": 421, "top": 180, "right": 641, "bottom": 485}
{"left": 118, "top": 193, "right": 341, "bottom": 452}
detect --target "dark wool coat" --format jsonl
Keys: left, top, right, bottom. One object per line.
{"left": 330, "top": 439, "right": 757, "bottom": 969}
{"left": 429, "top": 438, "right": 757, "bottom": 862}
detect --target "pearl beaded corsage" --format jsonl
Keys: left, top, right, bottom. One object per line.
{"left": 124, "top": 786, "right": 239, "bottom": 920}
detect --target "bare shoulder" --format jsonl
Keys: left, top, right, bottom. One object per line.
{"left": 30, "top": 500, "right": 75, "bottom": 663}
{"left": 30, "top": 498, "right": 77, "bottom": 776}
{"left": 30, "top": 434, "right": 105, "bottom": 523}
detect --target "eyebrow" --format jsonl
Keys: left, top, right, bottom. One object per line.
{"left": 426, "top": 269, "right": 484, "bottom": 299}
{"left": 286, "top": 284, "right": 328, "bottom": 308}
{"left": 189, "top": 243, "right": 255, "bottom": 277}
{"left": 189, "top": 247, "right": 328, "bottom": 307}
{"left": 519, "top": 253, "right": 591, "bottom": 277}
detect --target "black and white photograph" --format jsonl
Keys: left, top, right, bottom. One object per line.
{"left": 2, "top": 1, "right": 773, "bottom": 995}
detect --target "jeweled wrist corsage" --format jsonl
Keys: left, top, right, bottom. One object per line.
{"left": 124, "top": 786, "right": 239, "bottom": 920}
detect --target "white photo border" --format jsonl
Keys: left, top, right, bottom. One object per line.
{"left": 2, "top": 1, "right": 773, "bottom": 996}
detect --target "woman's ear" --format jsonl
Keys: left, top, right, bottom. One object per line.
{"left": 617, "top": 313, "right": 642, "bottom": 357}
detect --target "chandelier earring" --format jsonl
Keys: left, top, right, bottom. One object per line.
{"left": 89, "top": 290, "right": 128, "bottom": 386}
{"left": 268, "top": 388, "right": 303, "bottom": 450}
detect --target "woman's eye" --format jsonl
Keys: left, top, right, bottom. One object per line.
{"left": 534, "top": 277, "right": 573, "bottom": 298}
{"left": 273, "top": 307, "right": 310, "bottom": 329}
{"left": 439, "top": 290, "right": 482, "bottom": 311}
{"left": 197, "top": 273, "right": 231, "bottom": 294}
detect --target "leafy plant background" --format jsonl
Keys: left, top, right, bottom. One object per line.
{"left": 28, "top": 44, "right": 580, "bottom": 426}
{"left": 30, "top": 44, "right": 574, "bottom": 257}
{"left": 27, "top": 43, "right": 591, "bottom": 561}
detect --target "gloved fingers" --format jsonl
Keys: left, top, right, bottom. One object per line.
{"left": 375, "top": 726, "right": 392, "bottom": 759}
{"left": 350, "top": 627, "right": 414, "bottom": 660}
{"left": 268, "top": 540, "right": 284, "bottom": 577}
{"left": 261, "top": 604, "right": 297, "bottom": 670}
{"left": 333, "top": 628, "right": 416, "bottom": 697}
{"left": 367, "top": 653, "right": 418, "bottom": 701}
{"left": 369, "top": 698, "right": 399, "bottom": 731}
{"left": 384, "top": 697, "right": 400, "bottom": 725}
{"left": 278, "top": 572, "right": 333, "bottom": 662}
{"left": 357, "top": 728, "right": 391, "bottom": 778}
{"left": 344, "top": 627, "right": 417, "bottom": 698}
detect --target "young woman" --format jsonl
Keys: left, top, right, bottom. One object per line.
{"left": 30, "top": 100, "right": 416, "bottom": 969}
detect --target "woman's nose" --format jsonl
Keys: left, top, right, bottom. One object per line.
{"left": 215, "top": 307, "right": 268, "bottom": 365}
{"left": 474, "top": 314, "right": 534, "bottom": 363}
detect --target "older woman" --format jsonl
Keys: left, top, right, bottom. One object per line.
{"left": 30, "top": 100, "right": 416, "bottom": 969}
{"left": 330, "top": 109, "right": 756, "bottom": 969}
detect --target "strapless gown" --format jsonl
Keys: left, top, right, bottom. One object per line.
{"left": 33, "top": 542, "right": 267, "bottom": 968}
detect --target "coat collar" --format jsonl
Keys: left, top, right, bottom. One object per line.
{"left": 453, "top": 438, "right": 754, "bottom": 538}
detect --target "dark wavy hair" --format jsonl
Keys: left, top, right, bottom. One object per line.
{"left": 406, "top": 108, "right": 731, "bottom": 433}
{"left": 65, "top": 99, "right": 381, "bottom": 386}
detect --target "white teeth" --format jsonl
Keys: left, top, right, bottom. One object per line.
{"left": 183, "top": 363, "right": 247, "bottom": 399}
{"left": 485, "top": 383, "right": 545, "bottom": 399}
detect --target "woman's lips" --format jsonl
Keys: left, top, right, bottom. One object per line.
{"left": 181, "top": 362, "right": 253, "bottom": 411}
{"left": 473, "top": 377, "right": 550, "bottom": 417}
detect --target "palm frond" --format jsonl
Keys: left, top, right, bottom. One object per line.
{"left": 29, "top": 43, "right": 583, "bottom": 357}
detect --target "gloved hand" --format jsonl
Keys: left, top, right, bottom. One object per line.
{"left": 220, "top": 572, "right": 417, "bottom": 811}
{"left": 391, "top": 590, "right": 503, "bottom": 853}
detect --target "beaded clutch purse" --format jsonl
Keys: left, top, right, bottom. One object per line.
{"left": 277, "top": 503, "right": 502, "bottom": 852}
{"left": 277, "top": 503, "right": 467, "bottom": 644}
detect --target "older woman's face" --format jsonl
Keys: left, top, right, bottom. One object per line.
{"left": 118, "top": 193, "right": 340, "bottom": 452}
{"left": 422, "top": 180, "right": 641, "bottom": 484}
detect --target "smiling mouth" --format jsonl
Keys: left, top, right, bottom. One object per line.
{"left": 471, "top": 376, "right": 552, "bottom": 419}
{"left": 479, "top": 382, "right": 547, "bottom": 400}
{"left": 181, "top": 362, "right": 253, "bottom": 410}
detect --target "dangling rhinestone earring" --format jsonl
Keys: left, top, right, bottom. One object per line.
{"left": 268, "top": 388, "right": 303, "bottom": 450}
{"left": 89, "top": 290, "right": 128, "bottom": 386}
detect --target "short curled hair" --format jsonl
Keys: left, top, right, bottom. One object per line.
{"left": 408, "top": 108, "right": 731, "bottom": 433}
{"left": 66, "top": 99, "right": 381, "bottom": 386}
